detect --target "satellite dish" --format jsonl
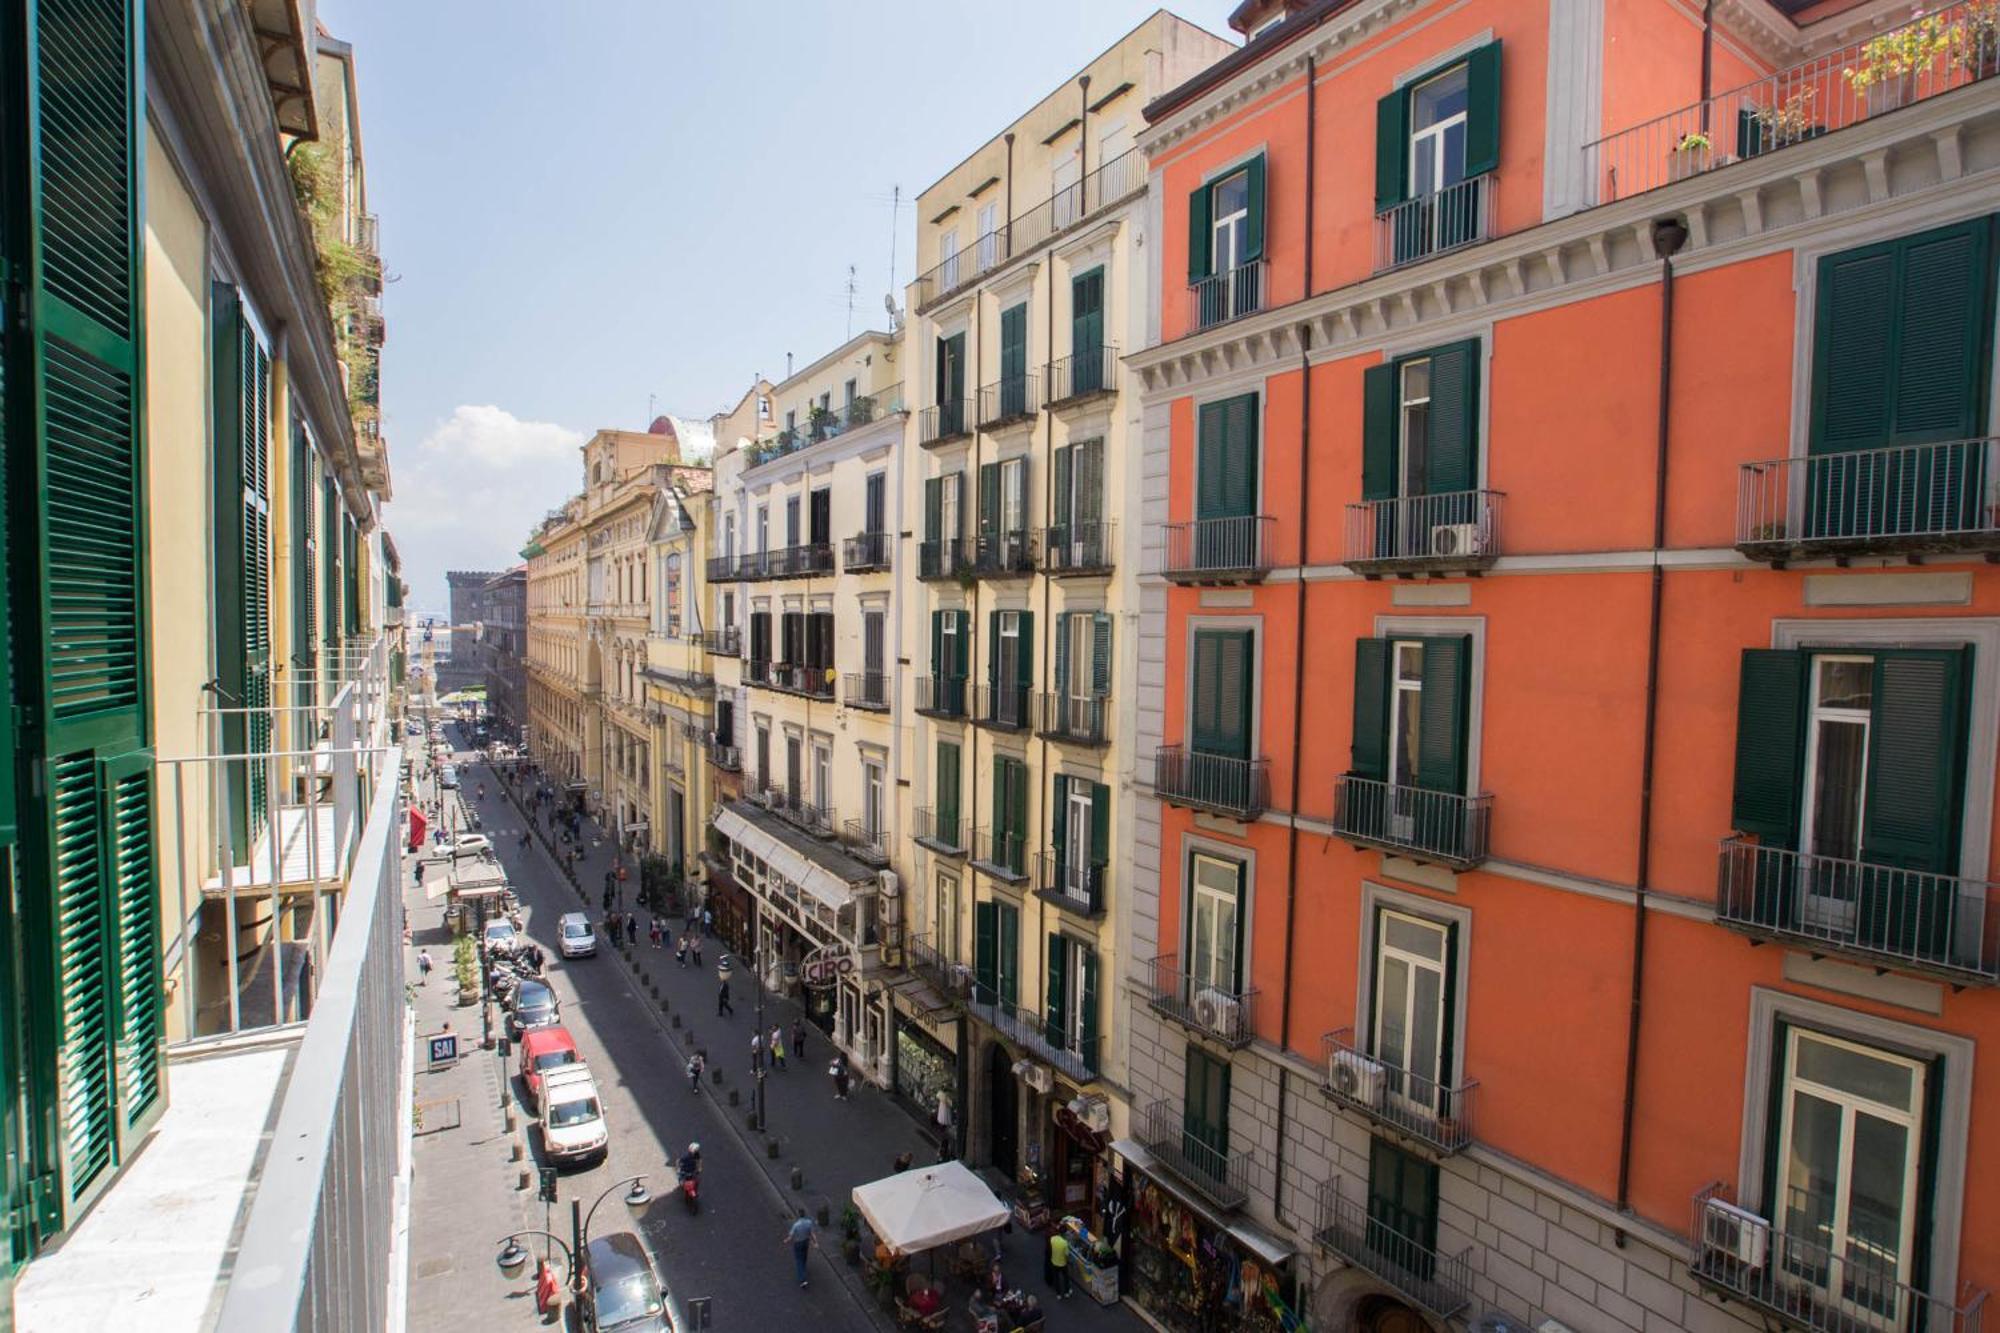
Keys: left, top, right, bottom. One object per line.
{"left": 883, "top": 293, "right": 898, "bottom": 317}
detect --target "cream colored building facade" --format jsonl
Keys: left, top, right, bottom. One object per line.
{"left": 525, "top": 497, "right": 588, "bottom": 786}
{"left": 642, "top": 478, "right": 719, "bottom": 882}
{"left": 897, "top": 12, "right": 1233, "bottom": 1183}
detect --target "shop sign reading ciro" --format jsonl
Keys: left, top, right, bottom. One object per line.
{"left": 800, "top": 944, "right": 855, "bottom": 991}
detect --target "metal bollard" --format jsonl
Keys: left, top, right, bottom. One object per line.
{"left": 790, "top": 1166, "right": 803, "bottom": 1190}
{"left": 766, "top": 1138, "right": 779, "bottom": 1160}
{"left": 728, "top": 1088, "right": 740, "bottom": 1106}
{"left": 710, "top": 1067, "right": 724, "bottom": 1085}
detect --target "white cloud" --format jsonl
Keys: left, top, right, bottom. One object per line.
{"left": 383, "top": 405, "right": 585, "bottom": 610}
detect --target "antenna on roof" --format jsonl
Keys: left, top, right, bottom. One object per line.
{"left": 885, "top": 184, "right": 902, "bottom": 324}
{"left": 844, "top": 265, "right": 859, "bottom": 340}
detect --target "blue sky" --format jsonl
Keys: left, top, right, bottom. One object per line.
{"left": 330, "top": 0, "right": 1239, "bottom": 610}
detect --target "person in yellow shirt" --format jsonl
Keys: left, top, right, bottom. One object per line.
{"left": 1048, "top": 1231, "right": 1071, "bottom": 1300}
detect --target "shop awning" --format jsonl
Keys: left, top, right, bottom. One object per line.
{"left": 713, "top": 804, "right": 865, "bottom": 912}
{"left": 1110, "top": 1139, "right": 1297, "bottom": 1269}
{"left": 852, "top": 1161, "right": 1008, "bottom": 1257}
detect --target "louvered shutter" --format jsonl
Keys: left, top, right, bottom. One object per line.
{"left": 1463, "top": 42, "right": 1503, "bottom": 179}
{"left": 1374, "top": 87, "right": 1410, "bottom": 211}
{"left": 1187, "top": 182, "right": 1213, "bottom": 283}
{"left": 1811, "top": 245, "right": 1900, "bottom": 455}
{"left": 1000, "top": 303, "right": 1026, "bottom": 417}
{"left": 1091, "top": 613, "right": 1112, "bottom": 695}
{"left": 1052, "top": 446, "right": 1073, "bottom": 537}
{"left": 1197, "top": 394, "right": 1259, "bottom": 520}
{"left": 1241, "top": 152, "right": 1267, "bottom": 263}
{"left": 937, "top": 741, "right": 960, "bottom": 832}
{"left": 930, "top": 610, "right": 943, "bottom": 678}
{"left": 292, "top": 425, "right": 317, "bottom": 704}
{"left": 998, "top": 902, "right": 1019, "bottom": 1007}
{"left": 1426, "top": 341, "right": 1481, "bottom": 497}
{"left": 1051, "top": 774, "right": 1068, "bottom": 863}
{"left": 1045, "top": 934, "right": 1068, "bottom": 1048}
{"left": 810, "top": 488, "right": 830, "bottom": 545}
{"left": 1016, "top": 610, "right": 1034, "bottom": 692}
{"left": 987, "top": 611, "right": 1001, "bottom": 691}
{"left": 1416, "top": 634, "right": 1471, "bottom": 794}
{"left": 1078, "top": 945, "right": 1099, "bottom": 1073}
{"left": 1351, "top": 638, "right": 1391, "bottom": 780}
{"left": 950, "top": 611, "right": 970, "bottom": 683}
{"left": 1074, "top": 439, "right": 1103, "bottom": 529}
{"left": 974, "top": 900, "right": 998, "bottom": 998}
{"left": 1892, "top": 220, "right": 1991, "bottom": 442}
{"left": 1362, "top": 362, "right": 1397, "bottom": 502}
{"left": 1072, "top": 268, "right": 1104, "bottom": 393}
{"left": 1729, "top": 649, "right": 1808, "bottom": 847}
{"left": 321, "top": 477, "right": 340, "bottom": 660}
{"left": 1860, "top": 648, "right": 1971, "bottom": 962}
{"left": 1053, "top": 613, "right": 1071, "bottom": 699}
{"left": 978, "top": 462, "right": 1000, "bottom": 545}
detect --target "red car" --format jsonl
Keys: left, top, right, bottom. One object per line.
{"left": 517, "top": 1025, "right": 580, "bottom": 1110}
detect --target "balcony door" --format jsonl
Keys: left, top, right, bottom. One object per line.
{"left": 1187, "top": 852, "right": 1243, "bottom": 997}
{"left": 1801, "top": 655, "right": 1872, "bottom": 934}
{"left": 1063, "top": 783, "right": 1092, "bottom": 898}
{"left": 863, "top": 761, "right": 884, "bottom": 843}
{"left": 936, "top": 332, "right": 966, "bottom": 433}
{"left": 976, "top": 202, "right": 998, "bottom": 270}
{"left": 1182, "top": 1047, "right": 1231, "bottom": 1175}
{"left": 863, "top": 609, "right": 885, "bottom": 699}
{"left": 1071, "top": 268, "right": 1104, "bottom": 394}
{"left": 1386, "top": 641, "right": 1424, "bottom": 840}
{"left": 1367, "top": 1139, "right": 1440, "bottom": 1282}
{"left": 1195, "top": 395, "right": 1258, "bottom": 568}
{"left": 1773, "top": 1028, "right": 1925, "bottom": 1327}
{"left": 1371, "top": 909, "right": 1453, "bottom": 1119}
{"left": 813, "top": 743, "right": 831, "bottom": 817}
{"left": 1190, "top": 628, "right": 1253, "bottom": 808}
{"left": 785, "top": 735, "right": 802, "bottom": 808}
{"left": 864, "top": 471, "right": 886, "bottom": 538}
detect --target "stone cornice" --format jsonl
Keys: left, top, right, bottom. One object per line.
{"left": 1133, "top": 85, "right": 2000, "bottom": 395}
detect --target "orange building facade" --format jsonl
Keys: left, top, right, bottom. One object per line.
{"left": 1117, "top": 1, "right": 2000, "bottom": 1330}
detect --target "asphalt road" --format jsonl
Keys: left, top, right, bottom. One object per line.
{"left": 434, "top": 719, "right": 879, "bottom": 1333}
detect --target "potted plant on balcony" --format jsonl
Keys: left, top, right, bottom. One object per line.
{"left": 1958, "top": 1, "right": 2000, "bottom": 78}
{"left": 849, "top": 393, "right": 877, "bottom": 425}
{"left": 1745, "top": 88, "right": 1822, "bottom": 154}
{"left": 1669, "top": 131, "right": 1713, "bottom": 181}
{"left": 1844, "top": 14, "right": 1952, "bottom": 113}
{"left": 809, "top": 403, "right": 834, "bottom": 440}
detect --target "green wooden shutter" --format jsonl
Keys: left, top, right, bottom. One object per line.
{"left": 987, "top": 610, "right": 1000, "bottom": 690}
{"left": 1009, "top": 756, "right": 1029, "bottom": 849}
{"left": 1425, "top": 340, "right": 1481, "bottom": 497}
{"left": 974, "top": 900, "right": 998, "bottom": 996}
{"left": 1196, "top": 400, "right": 1229, "bottom": 518}
{"left": 1462, "top": 42, "right": 1503, "bottom": 179}
{"left": 1191, "top": 629, "right": 1251, "bottom": 760}
{"left": 1352, "top": 638, "right": 1390, "bottom": 780}
{"left": 1187, "top": 182, "right": 1212, "bottom": 282}
{"left": 978, "top": 462, "right": 1000, "bottom": 543}
{"left": 1078, "top": 945, "right": 1099, "bottom": 1072}
{"left": 1183, "top": 1048, "right": 1230, "bottom": 1156}
{"left": 1071, "top": 267, "right": 1104, "bottom": 368}
{"left": 1362, "top": 362, "right": 1398, "bottom": 501}
{"left": 1241, "top": 153, "right": 1267, "bottom": 263}
{"left": 1208, "top": 394, "right": 1259, "bottom": 520}
{"left": 1051, "top": 774, "right": 1068, "bottom": 862}
{"left": 1368, "top": 1139, "right": 1441, "bottom": 1269}
{"left": 924, "top": 476, "right": 942, "bottom": 544}
{"left": 992, "top": 755, "right": 1010, "bottom": 849}
{"left": 1045, "top": 933, "right": 1068, "bottom": 1046}
{"left": 291, "top": 425, "right": 317, "bottom": 701}
{"left": 938, "top": 740, "right": 960, "bottom": 831}
{"left": 951, "top": 611, "right": 970, "bottom": 682}
{"left": 930, "top": 609, "right": 943, "bottom": 677}
{"left": 104, "top": 751, "right": 160, "bottom": 1126}
{"left": 1091, "top": 614, "right": 1112, "bottom": 696}
{"left": 1374, "top": 88, "right": 1410, "bottom": 211}
{"left": 1416, "top": 634, "right": 1471, "bottom": 793}
{"left": 1862, "top": 648, "right": 1970, "bottom": 875}
{"left": 1016, "top": 610, "right": 1033, "bottom": 691}
{"left": 1811, "top": 245, "right": 1900, "bottom": 454}
{"left": 1090, "top": 781, "right": 1110, "bottom": 863}
{"left": 1729, "top": 649, "right": 1808, "bottom": 847}
{"left": 1000, "top": 303, "right": 1026, "bottom": 383}
{"left": 321, "top": 477, "right": 340, "bottom": 661}
{"left": 998, "top": 902, "right": 1019, "bottom": 1006}
{"left": 1892, "top": 219, "right": 1992, "bottom": 442}
{"left": 1053, "top": 613, "right": 1071, "bottom": 699}
{"left": 1052, "top": 446, "right": 1073, "bottom": 535}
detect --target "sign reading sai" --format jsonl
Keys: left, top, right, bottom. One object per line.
{"left": 799, "top": 944, "right": 855, "bottom": 992}
{"left": 427, "top": 1032, "right": 459, "bottom": 1066}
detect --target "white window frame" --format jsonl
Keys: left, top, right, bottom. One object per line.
{"left": 1188, "top": 850, "right": 1244, "bottom": 994}
{"left": 863, "top": 761, "right": 885, "bottom": 842}
{"left": 1001, "top": 457, "right": 1027, "bottom": 536}
{"left": 976, "top": 202, "right": 998, "bottom": 269}
{"left": 1408, "top": 63, "right": 1470, "bottom": 197}
{"left": 1371, "top": 908, "right": 1451, "bottom": 1114}
{"left": 940, "top": 229, "right": 960, "bottom": 287}
{"left": 1059, "top": 936, "right": 1091, "bottom": 1050}
{"left": 1063, "top": 783, "right": 1094, "bottom": 898}
{"left": 1388, "top": 639, "right": 1424, "bottom": 806}
{"left": 1210, "top": 169, "right": 1250, "bottom": 276}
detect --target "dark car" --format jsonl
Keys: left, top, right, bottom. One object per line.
{"left": 509, "top": 979, "right": 560, "bottom": 1036}
{"left": 582, "top": 1232, "right": 682, "bottom": 1331}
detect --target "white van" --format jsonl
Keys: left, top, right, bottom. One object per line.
{"left": 540, "top": 1065, "right": 607, "bottom": 1165}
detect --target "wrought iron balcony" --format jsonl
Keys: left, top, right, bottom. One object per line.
{"left": 1586, "top": 3, "right": 2000, "bottom": 205}
{"left": 1374, "top": 173, "right": 1497, "bottom": 273}
{"left": 904, "top": 933, "right": 970, "bottom": 1002}
{"left": 964, "top": 984, "right": 1099, "bottom": 1084}
{"left": 1332, "top": 776, "right": 1492, "bottom": 871}
{"left": 734, "top": 550, "right": 769, "bottom": 581}
{"left": 1042, "top": 520, "right": 1116, "bottom": 576}
{"left": 751, "top": 392, "right": 905, "bottom": 466}
{"left": 1136, "top": 1100, "right": 1251, "bottom": 1212}
{"left": 1047, "top": 345, "right": 1117, "bottom": 408}
{"left": 1163, "top": 515, "right": 1274, "bottom": 583}
{"left": 1716, "top": 837, "right": 1999, "bottom": 985}
{"left": 913, "top": 805, "right": 966, "bottom": 857}
{"left": 840, "top": 819, "right": 890, "bottom": 866}
{"left": 971, "top": 529, "right": 1035, "bottom": 578}
{"left": 971, "top": 828, "right": 1029, "bottom": 883}
{"left": 1688, "top": 1183, "right": 1988, "bottom": 1333}
{"left": 844, "top": 671, "right": 890, "bottom": 712}
{"left": 1735, "top": 439, "right": 2000, "bottom": 564}
{"left": 771, "top": 663, "right": 836, "bottom": 700}
{"left": 913, "top": 675, "right": 966, "bottom": 720}
{"left": 746, "top": 658, "right": 772, "bottom": 687}
{"left": 917, "top": 537, "right": 972, "bottom": 582}
{"left": 695, "top": 628, "right": 739, "bottom": 657}
{"left": 707, "top": 552, "right": 741, "bottom": 581}
{"left": 709, "top": 742, "right": 741, "bottom": 772}
{"left": 977, "top": 373, "right": 1040, "bottom": 431}
{"left": 1035, "top": 852, "right": 1105, "bottom": 918}
{"left": 919, "top": 400, "right": 973, "bottom": 449}
{"left": 1314, "top": 1180, "right": 1474, "bottom": 1320}
{"left": 1344, "top": 491, "right": 1503, "bottom": 576}
{"left": 762, "top": 543, "right": 835, "bottom": 581}
{"left": 843, "top": 531, "right": 892, "bottom": 572}
{"left": 1142, "top": 953, "right": 1257, "bottom": 1048}
{"left": 974, "top": 683, "right": 1030, "bottom": 732}
{"left": 1155, "top": 747, "right": 1269, "bottom": 822}
{"left": 1189, "top": 258, "right": 1266, "bottom": 331}
{"left": 1321, "top": 1029, "right": 1477, "bottom": 1155}
{"left": 1035, "top": 691, "right": 1109, "bottom": 746}
{"left": 776, "top": 797, "right": 835, "bottom": 840}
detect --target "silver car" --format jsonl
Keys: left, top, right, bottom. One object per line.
{"left": 558, "top": 912, "right": 597, "bottom": 958}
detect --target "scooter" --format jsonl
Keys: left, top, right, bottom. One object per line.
{"left": 677, "top": 1166, "right": 700, "bottom": 1214}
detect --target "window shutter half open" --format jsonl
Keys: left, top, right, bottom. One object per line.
{"left": 1091, "top": 613, "right": 1112, "bottom": 696}
{"left": 1242, "top": 152, "right": 1267, "bottom": 263}
{"left": 1187, "top": 181, "right": 1212, "bottom": 283}
{"left": 1351, "top": 637, "right": 1390, "bottom": 780}
{"left": 1416, "top": 634, "right": 1472, "bottom": 793}
{"left": 1862, "top": 647, "right": 1970, "bottom": 875}
{"left": 1016, "top": 610, "right": 1034, "bottom": 690}
{"left": 1091, "top": 781, "right": 1111, "bottom": 863}
{"left": 1463, "top": 41, "right": 1503, "bottom": 179}
{"left": 1363, "top": 361, "right": 1398, "bottom": 501}
{"left": 1425, "top": 340, "right": 1481, "bottom": 497}
{"left": 1045, "top": 934, "right": 1068, "bottom": 1046}
{"left": 1051, "top": 774, "right": 1068, "bottom": 860}
{"left": 1374, "top": 88, "right": 1410, "bottom": 211}
{"left": 1891, "top": 218, "right": 1992, "bottom": 443}
{"left": 1729, "top": 648, "right": 1808, "bottom": 847}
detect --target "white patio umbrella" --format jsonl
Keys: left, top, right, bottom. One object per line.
{"left": 850, "top": 1160, "right": 1009, "bottom": 1256}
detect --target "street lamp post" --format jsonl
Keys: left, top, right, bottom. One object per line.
{"left": 497, "top": 1175, "right": 649, "bottom": 1302}
{"left": 753, "top": 904, "right": 767, "bottom": 1132}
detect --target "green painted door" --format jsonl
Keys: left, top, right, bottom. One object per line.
{"left": 1071, "top": 268, "right": 1104, "bottom": 394}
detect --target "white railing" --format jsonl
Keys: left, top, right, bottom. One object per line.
{"left": 1735, "top": 438, "right": 2000, "bottom": 559}
{"left": 1373, "top": 173, "right": 1496, "bottom": 271}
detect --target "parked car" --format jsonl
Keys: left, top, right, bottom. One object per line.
{"left": 539, "top": 1065, "right": 607, "bottom": 1165}
{"left": 558, "top": 912, "right": 597, "bottom": 959}
{"left": 406, "top": 721, "right": 422, "bottom": 737}
{"left": 446, "top": 833, "right": 492, "bottom": 860}
{"left": 516, "top": 1026, "right": 581, "bottom": 1110}
{"left": 581, "top": 1231, "right": 683, "bottom": 1332}
{"left": 439, "top": 764, "right": 460, "bottom": 789}
{"left": 509, "top": 979, "right": 560, "bottom": 1036}
{"left": 481, "top": 918, "right": 519, "bottom": 956}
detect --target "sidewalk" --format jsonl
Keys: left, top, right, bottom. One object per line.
{"left": 483, "top": 762, "right": 1142, "bottom": 1333}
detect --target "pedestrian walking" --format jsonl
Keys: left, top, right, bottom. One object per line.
{"left": 416, "top": 949, "right": 433, "bottom": 986}
{"left": 784, "top": 1209, "right": 818, "bottom": 1289}
{"left": 829, "top": 1054, "right": 851, "bottom": 1101}
{"left": 626, "top": 913, "right": 638, "bottom": 947}
{"left": 790, "top": 1019, "right": 807, "bottom": 1062}
{"left": 935, "top": 1092, "right": 954, "bottom": 1160}
{"left": 769, "top": 1024, "right": 786, "bottom": 1070}
{"left": 1049, "top": 1231, "right": 1071, "bottom": 1299}
{"left": 717, "top": 980, "right": 734, "bottom": 1017}
{"left": 676, "top": 934, "right": 688, "bottom": 968}
{"left": 690, "top": 934, "right": 703, "bottom": 966}
{"left": 702, "top": 907, "right": 713, "bottom": 937}
{"left": 894, "top": 1150, "right": 912, "bottom": 1173}
{"left": 686, "top": 1051, "right": 705, "bottom": 1093}
{"left": 750, "top": 1031, "right": 763, "bottom": 1073}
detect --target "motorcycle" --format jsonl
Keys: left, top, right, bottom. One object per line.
{"left": 677, "top": 1164, "right": 700, "bottom": 1214}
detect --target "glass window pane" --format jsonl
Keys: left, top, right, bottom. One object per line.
{"left": 1411, "top": 67, "right": 1469, "bottom": 131}
{"left": 1396, "top": 642, "right": 1424, "bottom": 683}
{"left": 1409, "top": 966, "right": 1442, "bottom": 1084}
{"left": 1401, "top": 359, "right": 1430, "bottom": 404}
{"left": 1846, "top": 1113, "right": 1909, "bottom": 1278}
{"left": 1392, "top": 689, "right": 1420, "bottom": 788}
{"left": 1213, "top": 172, "right": 1248, "bottom": 217}
{"left": 1377, "top": 957, "right": 1410, "bottom": 1067}
{"left": 1384, "top": 914, "right": 1444, "bottom": 961}
{"left": 1818, "top": 658, "right": 1873, "bottom": 710}
{"left": 1808, "top": 719, "right": 1867, "bottom": 860}
{"left": 1795, "top": 1035, "right": 1915, "bottom": 1109}
{"left": 1781, "top": 1090, "right": 1843, "bottom": 1250}
{"left": 1440, "top": 121, "right": 1467, "bottom": 187}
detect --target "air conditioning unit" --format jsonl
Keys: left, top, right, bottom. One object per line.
{"left": 1329, "top": 1047, "right": 1385, "bottom": 1105}
{"left": 1430, "top": 522, "right": 1484, "bottom": 557}
{"left": 761, "top": 789, "right": 781, "bottom": 812}
{"left": 1701, "top": 1197, "right": 1771, "bottom": 1270}
{"left": 1073, "top": 1095, "right": 1112, "bottom": 1134}
{"left": 1191, "top": 988, "right": 1240, "bottom": 1036}
{"left": 1021, "top": 1064, "right": 1055, "bottom": 1095}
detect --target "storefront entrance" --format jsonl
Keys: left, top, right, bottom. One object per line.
{"left": 986, "top": 1042, "right": 1017, "bottom": 1175}
{"left": 893, "top": 1012, "right": 956, "bottom": 1128}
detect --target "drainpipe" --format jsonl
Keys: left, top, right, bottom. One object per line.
{"left": 1079, "top": 75, "right": 1091, "bottom": 182}
{"left": 1005, "top": 133, "right": 1015, "bottom": 262}
{"left": 1615, "top": 214, "right": 1687, "bottom": 1243}
{"left": 1699, "top": 0, "right": 1716, "bottom": 129}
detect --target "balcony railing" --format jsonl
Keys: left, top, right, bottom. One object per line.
{"left": 771, "top": 662, "right": 836, "bottom": 700}
{"left": 919, "top": 400, "right": 973, "bottom": 449}
{"left": 844, "top": 671, "right": 891, "bottom": 711}
{"left": 709, "top": 742, "right": 741, "bottom": 772}
{"left": 750, "top": 391, "right": 906, "bottom": 466}
{"left": 914, "top": 675, "right": 967, "bottom": 719}
{"left": 844, "top": 531, "right": 892, "bottom": 572}
{"left": 841, "top": 819, "right": 890, "bottom": 866}
{"left": 1035, "top": 851, "right": 1106, "bottom": 917}
{"left": 1142, "top": 953, "right": 1257, "bottom": 1048}
{"left": 746, "top": 658, "right": 772, "bottom": 687}
{"left": 1189, "top": 258, "right": 1267, "bottom": 331}
{"left": 914, "top": 805, "right": 966, "bottom": 856}
{"left": 1047, "top": 345, "right": 1117, "bottom": 407}
{"left": 1163, "top": 515, "right": 1274, "bottom": 582}
{"left": 1314, "top": 1180, "right": 1474, "bottom": 1320}
{"left": 1155, "top": 747, "right": 1269, "bottom": 822}
{"left": 1136, "top": 1100, "right": 1251, "bottom": 1212}
{"left": 1344, "top": 491, "right": 1503, "bottom": 575}
{"left": 1321, "top": 1029, "right": 1478, "bottom": 1156}
{"left": 974, "top": 683, "right": 1030, "bottom": 731}
{"left": 1688, "top": 1183, "right": 1988, "bottom": 1333}
{"left": 964, "top": 984, "right": 1099, "bottom": 1083}
{"left": 1716, "top": 837, "right": 1999, "bottom": 984}
{"left": 1332, "top": 776, "right": 1492, "bottom": 871}
{"left": 977, "top": 373, "right": 1040, "bottom": 430}
{"left": 972, "top": 529, "right": 1035, "bottom": 577}
{"left": 733, "top": 550, "right": 768, "bottom": 581}
{"left": 918, "top": 537, "right": 972, "bottom": 582}
{"left": 1035, "top": 691, "right": 1109, "bottom": 746}
{"left": 912, "top": 148, "right": 1145, "bottom": 312}
{"left": 1735, "top": 439, "right": 2000, "bottom": 563}
{"left": 761, "top": 543, "right": 835, "bottom": 581}
{"left": 972, "top": 827, "right": 1030, "bottom": 882}
{"left": 696, "top": 627, "right": 740, "bottom": 657}
{"left": 1374, "top": 173, "right": 1497, "bottom": 273}
{"left": 904, "top": 933, "right": 969, "bottom": 1002}
{"left": 1042, "top": 519, "right": 1115, "bottom": 576}
{"left": 1586, "top": 3, "right": 2000, "bottom": 205}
